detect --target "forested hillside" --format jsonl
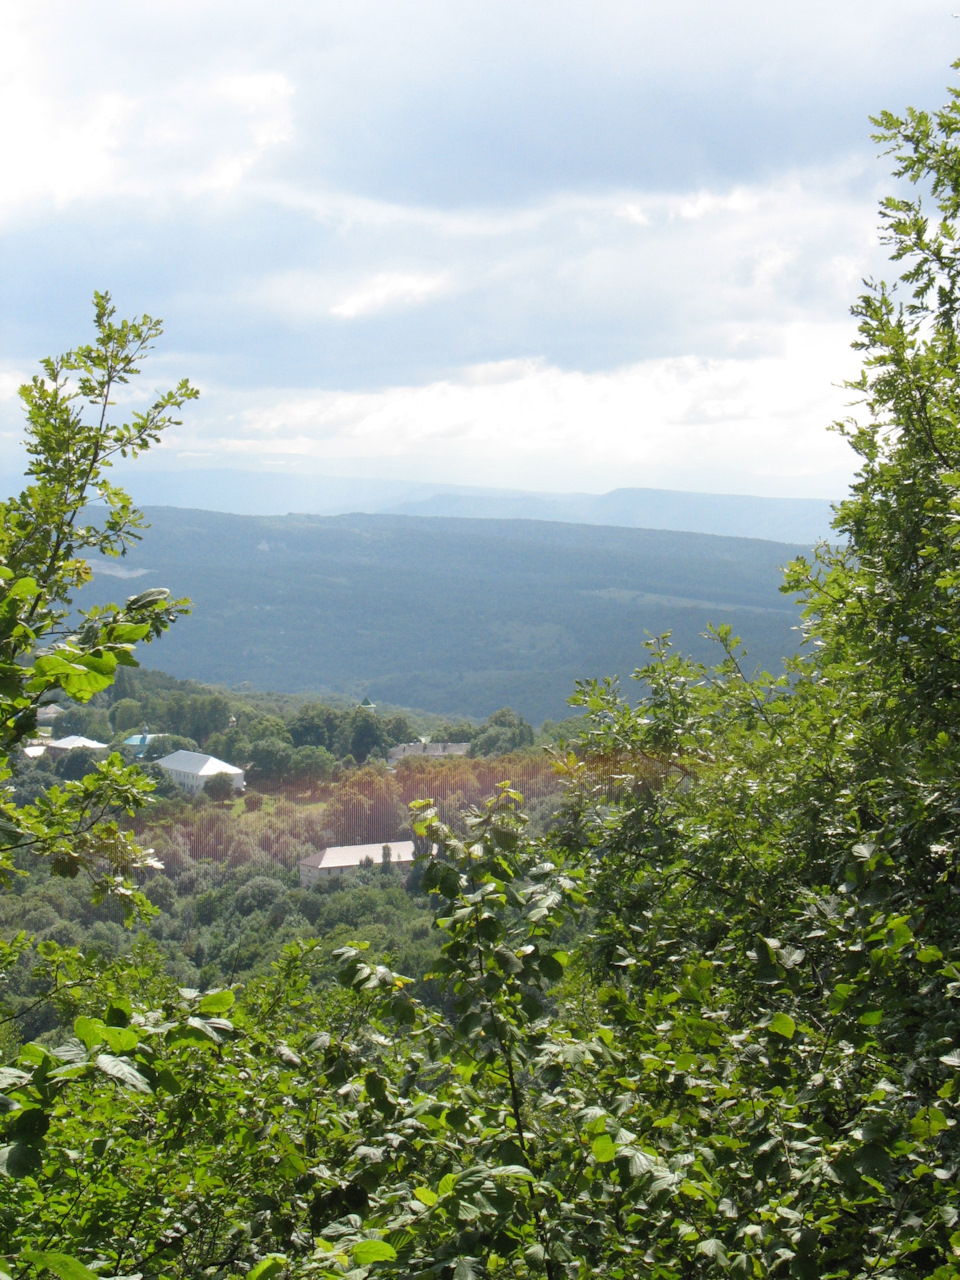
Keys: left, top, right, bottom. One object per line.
{"left": 77, "top": 510, "right": 804, "bottom": 721}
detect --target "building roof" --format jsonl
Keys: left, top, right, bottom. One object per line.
{"left": 300, "top": 840, "right": 418, "bottom": 872}
{"left": 156, "top": 750, "right": 243, "bottom": 777}
{"left": 124, "top": 732, "right": 159, "bottom": 746}
{"left": 47, "top": 735, "right": 108, "bottom": 751}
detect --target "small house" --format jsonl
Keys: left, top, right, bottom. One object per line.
{"left": 156, "top": 749, "right": 244, "bottom": 796}
{"left": 299, "top": 840, "right": 418, "bottom": 886}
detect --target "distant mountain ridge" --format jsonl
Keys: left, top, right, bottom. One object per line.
{"left": 78, "top": 507, "right": 809, "bottom": 722}
{"left": 389, "top": 486, "right": 835, "bottom": 543}
{"left": 96, "top": 469, "right": 838, "bottom": 544}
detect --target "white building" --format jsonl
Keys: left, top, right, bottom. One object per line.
{"left": 299, "top": 840, "right": 418, "bottom": 886}
{"left": 45, "top": 735, "right": 109, "bottom": 756}
{"left": 387, "top": 741, "right": 470, "bottom": 764}
{"left": 156, "top": 749, "right": 244, "bottom": 796}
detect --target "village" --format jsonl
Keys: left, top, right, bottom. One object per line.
{"left": 22, "top": 700, "right": 481, "bottom": 884}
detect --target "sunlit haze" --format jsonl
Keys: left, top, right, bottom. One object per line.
{"left": 1, "top": 1, "right": 956, "bottom": 498}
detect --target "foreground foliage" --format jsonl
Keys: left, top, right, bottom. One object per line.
{"left": 7, "top": 68, "right": 960, "bottom": 1279}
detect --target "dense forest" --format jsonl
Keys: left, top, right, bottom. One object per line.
{"left": 4, "top": 742, "right": 570, "bottom": 1039}
{"left": 75, "top": 507, "right": 805, "bottom": 722}
{"left": 4, "top": 71, "right": 960, "bottom": 1280}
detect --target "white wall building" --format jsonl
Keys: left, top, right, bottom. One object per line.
{"left": 387, "top": 741, "right": 470, "bottom": 764}
{"left": 299, "top": 840, "right": 418, "bottom": 886}
{"left": 156, "top": 749, "right": 244, "bottom": 796}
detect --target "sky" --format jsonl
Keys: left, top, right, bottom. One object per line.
{"left": 0, "top": 1, "right": 957, "bottom": 499}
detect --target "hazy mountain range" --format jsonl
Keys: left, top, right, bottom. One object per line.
{"left": 97, "top": 470, "right": 839, "bottom": 544}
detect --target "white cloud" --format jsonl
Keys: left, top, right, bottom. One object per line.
{"left": 329, "top": 272, "right": 450, "bottom": 319}
{"left": 1, "top": 0, "right": 951, "bottom": 500}
{"left": 0, "top": 366, "right": 26, "bottom": 402}
{"left": 0, "top": 9, "right": 293, "bottom": 223}
{"left": 249, "top": 269, "right": 451, "bottom": 321}
{"left": 157, "top": 320, "right": 861, "bottom": 496}
{"left": 329, "top": 272, "right": 449, "bottom": 318}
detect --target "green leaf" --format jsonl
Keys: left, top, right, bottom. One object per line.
{"left": 18, "top": 1252, "right": 99, "bottom": 1280}
{"left": 73, "top": 1016, "right": 105, "bottom": 1050}
{"left": 769, "top": 1012, "right": 796, "bottom": 1040}
{"left": 95, "top": 1054, "right": 152, "bottom": 1093}
{"left": 105, "top": 622, "right": 151, "bottom": 643}
{"left": 198, "top": 988, "right": 235, "bottom": 1015}
{"left": 591, "top": 1133, "right": 617, "bottom": 1162}
{"left": 104, "top": 997, "right": 132, "bottom": 1027}
{"left": 490, "top": 1164, "right": 534, "bottom": 1179}
{"left": 247, "top": 1256, "right": 287, "bottom": 1280}
{"left": 101, "top": 1026, "right": 138, "bottom": 1054}
{"left": 414, "top": 1186, "right": 438, "bottom": 1206}
{"left": 353, "top": 1240, "right": 397, "bottom": 1264}
{"left": 696, "top": 1239, "right": 728, "bottom": 1263}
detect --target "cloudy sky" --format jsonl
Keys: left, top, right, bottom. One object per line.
{"left": 0, "top": 1, "right": 956, "bottom": 497}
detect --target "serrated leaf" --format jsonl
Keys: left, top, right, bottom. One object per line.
{"left": 490, "top": 1164, "right": 534, "bottom": 1179}
{"left": 51, "top": 1039, "right": 87, "bottom": 1065}
{"left": 95, "top": 1054, "right": 152, "bottom": 1094}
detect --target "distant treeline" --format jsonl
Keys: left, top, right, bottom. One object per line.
{"left": 14, "top": 667, "right": 578, "bottom": 803}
